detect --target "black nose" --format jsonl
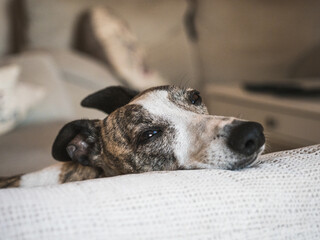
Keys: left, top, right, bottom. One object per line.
{"left": 227, "top": 121, "right": 265, "bottom": 156}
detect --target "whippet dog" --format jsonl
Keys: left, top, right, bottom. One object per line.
{"left": 0, "top": 85, "right": 265, "bottom": 188}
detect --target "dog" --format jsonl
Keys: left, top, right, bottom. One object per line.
{"left": 0, "top": 85, "right": 265, "bottom": 188}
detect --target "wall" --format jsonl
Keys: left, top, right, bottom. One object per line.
{"left": 196, "top": 0, "right": 320, "bottom": 83}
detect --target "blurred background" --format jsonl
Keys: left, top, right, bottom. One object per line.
{"left": 0, "top": 0, "right": 319, "bottom": 175}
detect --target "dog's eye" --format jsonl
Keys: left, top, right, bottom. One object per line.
{"left": 189, "top": 90, "right": 202, "bottom": 105}
{"left": 138, "top": 129, "right": 162, "bottom": 144}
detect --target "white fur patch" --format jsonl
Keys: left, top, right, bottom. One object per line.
{"left": 20, "top": 163, "right": 63, "bottom": 188}
{"left": 132, "top": 91, "right": 196, "bottom": 165}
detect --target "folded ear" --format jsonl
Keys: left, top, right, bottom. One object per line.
{"left": 81, "top": 86, "right": 139, "bottom": 114}
{"left": 52, "top": 119, "right": 101, "bottom": 166}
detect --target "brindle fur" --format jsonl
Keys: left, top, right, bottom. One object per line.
{"left": 59, "top": 162, "right": 104, "bottom": 184}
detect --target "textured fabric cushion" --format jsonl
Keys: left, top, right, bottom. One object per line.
{"left": 22, "top": 0, "right": 196, "bottom": 87}
{"left": 1, "top": 145, "right": 319, "bottom": 239}
{"left": 0, "top": 0, "right": 9, "bottom": 57}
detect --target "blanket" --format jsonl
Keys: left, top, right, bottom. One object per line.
{"left": 0, "top": 144, "right": 319, "bottom": 240}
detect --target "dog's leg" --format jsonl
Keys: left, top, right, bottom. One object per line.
{"left": 58, "top": 162, "right": 104, "bottom": 184}
{"left": 0, "top": 162, "right": 104, "bottom": 189}
{"left": 0, "top": 175, "right": 22, "bottom": 188}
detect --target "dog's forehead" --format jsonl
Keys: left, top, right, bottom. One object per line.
{"left": 129, "top": 86, "right": 191, "bottom": 115}
{"left": 133, "top": 85, "right": 187, "bottom": 101}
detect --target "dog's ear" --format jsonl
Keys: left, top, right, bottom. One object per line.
{"left": 52, "top": 120, "right": 101, "bottom": 166}
{"left": 81, "top": 86, "right": 139, "bottom": 114}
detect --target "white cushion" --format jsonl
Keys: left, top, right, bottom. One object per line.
{"left": 0, "top": 64, "right": 45, "bottom": 134}
{"left": 0, "top": 144, "right": 319, "bottom": 239}
{"left": 0, "top": 52, "right": 74, "bottom": 123}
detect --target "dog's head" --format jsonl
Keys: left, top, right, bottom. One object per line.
{"left": 52, "top": 85, "right": 265, "bottom": 176}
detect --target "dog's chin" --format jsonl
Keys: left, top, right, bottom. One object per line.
{"left": 229, "top": 145, "right": 265, "bottom": 170}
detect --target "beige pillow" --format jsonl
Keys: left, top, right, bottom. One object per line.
{"left": 0, "top": 64, "right": 45, "bottom": 135}
{"left": 78, "top": 7, "right": 167, "bottom": 90}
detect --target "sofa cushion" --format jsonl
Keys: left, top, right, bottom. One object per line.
{"left": 0, "top": 64, "right": 20, "bottom": 134}
{"left": 46, "top": 49, "right": 120, "bottom": 119}
{"left": 0, "top": 144, "right": 319, "bottom": 239}
{"left": 0, "top": 51, "right": 74, "bottom": 123}
{"left": 0, "top": 64, "right": 45, "bottom": 135}
{"left": 47, "top": 49, "right": 119, "bottom": 90}
{"left": 21, "top": 0, "right": 196, "bottom": 87}
{"left": 1, "top": 49, "right": 122, "bottom": 121}
{"left": 76, "top": 7, "right": 166, "bottom": 90}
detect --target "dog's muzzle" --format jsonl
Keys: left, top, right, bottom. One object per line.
{"left": 227, "top": 121, "right": 265, "bottom": 157}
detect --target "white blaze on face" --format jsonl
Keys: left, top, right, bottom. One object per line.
{"left": 132, "top": 91, "right": 194, "bottom": 165}
{"left": 20, "top": 163, "right": 63, "bottom": 188}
